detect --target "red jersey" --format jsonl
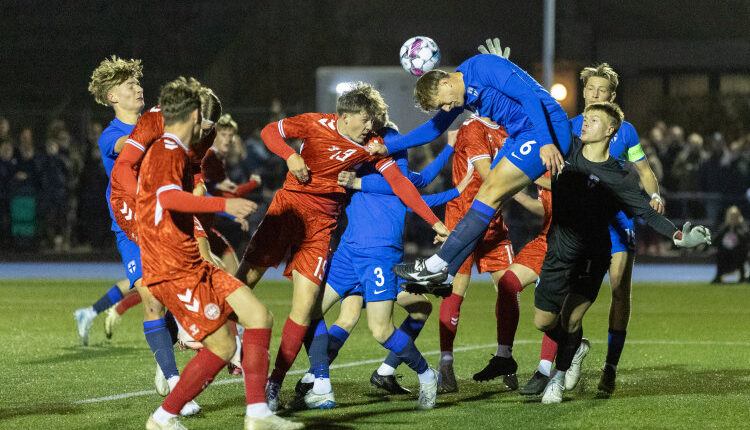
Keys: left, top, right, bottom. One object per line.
{"left": 449, "top": 115, "right": 508, "bottom": 210}
{"left": 276, "top": 113, "right": 394, "bottom": 195}
{"left": 201, "top": 147, "right": 226, "bottom": 185}
{"left": 136, "top": 133, "right": 202, "bottom": 285}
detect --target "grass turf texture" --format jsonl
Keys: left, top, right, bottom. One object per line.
{"left": 1, "top": 279, "right": 748, "bottom": 429}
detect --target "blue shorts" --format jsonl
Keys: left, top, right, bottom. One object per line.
{"left": 115, "top": 230, "right": 142, "bottom": 288}
{"left": 326, "top": 243, "right": 402, "bottom": 303}
{"left": 609, "top": 211, "right": 635, "bottom": 254}
{"left": 491, "top": 119, "right": 572, "bottom": 179}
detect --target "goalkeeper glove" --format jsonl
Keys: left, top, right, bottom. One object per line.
{"left": 477, "top": 37, "right": 511, "bottom": 59}
{"left": 673, "top": 222, "right": 712, "bottom": 248}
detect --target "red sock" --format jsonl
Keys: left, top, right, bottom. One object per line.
{"left": 162, "top": 348, "right": 227, "bottom": 414}
{"left": 439, "top": 293, "right": 464, "bottom": 352}
{"left": 496, "top": 271, "right": 521, "bottom": 346}
{"left": 242, "top": 328, "right": 271, "bottom": 404}
{"left": 540, "top": 333, "right": 558, "bottom": 362}
{"left": 115, "top": 290, "right": 142, "bottom": 315}
{"left": 269, "top": 318, "right": 307, "bottom": 384}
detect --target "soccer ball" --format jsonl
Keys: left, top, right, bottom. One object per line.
{"left": 400, "top": 36, "right": 440, "bottom": 76}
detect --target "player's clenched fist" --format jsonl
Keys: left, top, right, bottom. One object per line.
{"left": 366, "top": 141, "right": 388, "bottom": 156}
{"left": 432, "top": 221, "right": 450, "bottom": 244}
{"left": 337, "top": 171, "right": 360, "bottom": 189}
{"left": 287, "top": 153, "right": 310, "bottom": 183}
{"left": 225, "top": 198, "right": 257, "bottom": 218}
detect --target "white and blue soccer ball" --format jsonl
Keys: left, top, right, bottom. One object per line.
{"left": 399, "top": 36, "right": 440, "bottom": 76}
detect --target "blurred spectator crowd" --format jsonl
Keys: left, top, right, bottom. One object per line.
{"left": 1, "top": 110, "right": 748, "bottom": 264}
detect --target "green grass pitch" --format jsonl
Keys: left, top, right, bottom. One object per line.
{"left": 1, "top": 278, "right": 748, "bottom": 429}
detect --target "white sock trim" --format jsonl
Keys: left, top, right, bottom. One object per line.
{"left": 246, "top": 402, "right": 272, "bottom": 419}
{"left": 425, "top": 254, "right": 448, "bottom": 273}
{"left": 377, "top": 363, "right": 396, "bottom": 376}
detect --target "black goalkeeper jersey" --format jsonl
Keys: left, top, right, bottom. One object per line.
{"left": 547, "top": 137, "right": 677, "bottom": 261}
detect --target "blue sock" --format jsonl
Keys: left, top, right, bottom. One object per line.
{"left": 438, "top": 201, "right": 495, "bottom": 276}
{"left": 143, "top": 319, "right": 179, "bottom": 380}
{"left": 92, "top": 285, "right": 124, "bottom": 314}
{"left": 384, "top": 317, "right": 425, "bottom": 369}
{"left": 308, "top": 320, "right": 330, "bottom": 378}
{"left": 606, "top": 329, "right": 627, "bottom": 367}
{"left": 382, "top": 328, "right": 428, "bottom": 374}
{"left": 164, "top": 311, "right": 178, "bottom": 344}
{"left": 326, "top": 325, "right": 350, "bottom": 365}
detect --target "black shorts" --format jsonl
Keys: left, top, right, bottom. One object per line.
{"left": 534, "top": 252, "right": 610, "bottom": 314}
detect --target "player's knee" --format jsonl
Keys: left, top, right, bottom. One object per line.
{"left": 369, "top": 324, "right": 393, "bottom": 344}
{"left": 210, "top": 337, "right": 237, "bottom": 362}
{"left": 534, "top": 312, "right": 556, "bottom": 332}
{"left": 407, "top": 301, "right": 432, "bottom": 321}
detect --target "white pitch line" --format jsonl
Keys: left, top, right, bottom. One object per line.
{"left": 75, "top": 339, "right": 750, "bottom": 405}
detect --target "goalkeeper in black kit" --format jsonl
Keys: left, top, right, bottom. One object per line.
{"left": 535, "top": 102, "right": 711, "bottom": 404}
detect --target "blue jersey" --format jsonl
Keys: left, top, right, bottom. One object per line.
{"left": 99, "top": 117, "right": 135, "bottom": 233}
{"left": 569, "top": 114, "right": 643, "bottom": 163}
{"left": 457, "top": 55, "right": 568, "bottom": 141}
{"left": 340, "top": 128, "right": 457, "bottom": 250}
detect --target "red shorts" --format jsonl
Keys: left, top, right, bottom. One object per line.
{"left": 445, "top": 203, "right": 514, "bottom": 275}
{"left": 208, "top": 228, "right": 234, "bottom": 256}
{"left": 242, "top": 189, "right": 340, "bottom": 283}
{"left": 514, "top": 235, "right": 547, "bottom": 275}
{"left": 149, "top": 262, "right": 243, "bottom": 341}
{"left": 111, "top": 193, "right": 139, "bottom": 242}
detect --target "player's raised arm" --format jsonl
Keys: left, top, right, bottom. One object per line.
{"left": 370, "top": 108, "right": 463, "bottom": 156}
{"left": 260, "top": 120, "right": 310, "bottom": 183}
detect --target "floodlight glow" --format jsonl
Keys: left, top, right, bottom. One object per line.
{"left": 551, "top": 83, "right": 567, "bottom": 101}
{"left": 335, "top": 82, "right": 354, "bottom": 94}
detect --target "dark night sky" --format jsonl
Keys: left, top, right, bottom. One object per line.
{"left": 2, "top": 0, "right": 748, "bottom": 127}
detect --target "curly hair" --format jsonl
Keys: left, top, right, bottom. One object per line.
{"left": 414, "top": 69, "right": 450, "bottom": 112}
{"left": 158, "top": 77, "right": 201, "bottom": 126}
{"left": 88, "top": 55, "right": 143, "bottom": 106}
{"left": 216, "top": 113, "right": 238, "bottom": 134}
{"left": 580, "top": 63, "right": 619, "bottom": 92}
{"left": 336, "top": 82, "right": 388, "bottom": 130}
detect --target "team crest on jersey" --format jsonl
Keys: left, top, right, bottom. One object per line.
{"left": 467, "top": 86, "right": 479, "bottom": 97}
{"left": 204, "top": 303, "right": 220, "bottom": 320}
{"left": 587, "top": 174, "right": 600, "bottom": 189}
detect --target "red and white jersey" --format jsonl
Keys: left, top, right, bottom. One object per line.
{"left": 276, "top": 113, "right": 394, "bottom": 195}
{"left": 136, "top": 133, "right": 202, "bottom": 285}
{"left": 126, "top": 106, "right": 164, "bottom": 159}
{"left": 450, "top": 115, "right": 509, "bottom": 210}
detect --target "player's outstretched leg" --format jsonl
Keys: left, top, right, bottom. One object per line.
{"left": 367, "top": 300, "right": 437, "bottom": 410}
{"left": 372, "top": 292, "right": 431, "bottom": 395}
{"left": 519, "top": 334, "right": 556, "bottom": 395}
{"left": 304, "top": 319, "right": 335, "bottom": 409}
{"left": 599, "top": 249, "right": 633, "bottom": 396}
{"left": 224, "top": 284, "right": 304, "bottom": 430}
{"left": 268, "top": 271, "right": 322, "bottom": 411}
{"left": 474, "top": 270, "right": 522, "bottom": 389}
{"left": 74, "top": 278, "right": 129, "bottom": 345}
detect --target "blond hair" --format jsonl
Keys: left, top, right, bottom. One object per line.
{"left": 580, "top": 63, "right": 619, "bottom": 92}
{"left": 584, "top": 101, "right": 624, "bottom": 134}
{"left": 216, "top": 113, "right": 238, "bottom": 134}
{"left": 158, "top": 77, "right": 201, "bottom": 126}
{"left": 336, "top": 82, "right": 389, "bottom": 129}
{"left": 88, "top": 55, "right": 143, "bottom": 106}
{"left": 414, "top": 69, "right": 450, "bottom": 112}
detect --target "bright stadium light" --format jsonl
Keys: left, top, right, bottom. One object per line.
{"left": 550, "top": 83, "right": 567, "bottom": 101}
